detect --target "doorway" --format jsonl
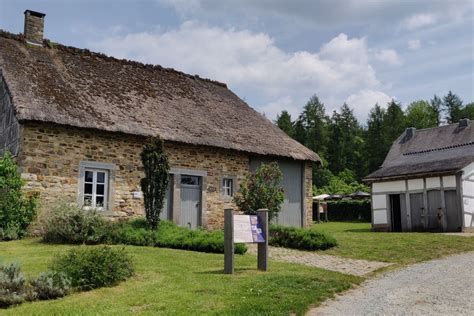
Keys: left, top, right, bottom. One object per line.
{"left": 180, "top": 175, "right": 201, "bottom": 229}
{"left": 389, "top": 194, "right": 402, "bottom": 232}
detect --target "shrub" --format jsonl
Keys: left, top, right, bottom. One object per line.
{"left": 234, "top": 162, "right": 284, "bottom": 221}
{"left": 42, "top": 203, "right": 107, "bottom": 244}
{"left": 106, "top": 219, "right": 247, "bottom": 254}
{"left": 31, "top": 271, "right": 71, "bottom": 300}
{"left": 51, "top": 246, "right": 134, "bottom": 290}
{"left": 269, "top": 225, "right": 337, "bottom": 251}
{"left": 0, "top": 151, "right": 38, "bottom": 240}
{"left": 326, "top": 200, "right": 371, "bottom": 222}
{"left": 140, "top": 137, "right": 170, "bottom": 230}
{"left": 0, "top": 263, "right": 31, "bottom": 308}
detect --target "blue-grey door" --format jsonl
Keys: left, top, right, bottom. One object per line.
{"left": 159, "top": 180, "right": 172, "bottom": 221}
{"left": 250, "top": 158, "right": 303, "bottom": 227}
{"left": 180, "top": 175, "right": 201, "bottom": 229}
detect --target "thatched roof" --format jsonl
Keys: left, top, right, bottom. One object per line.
{"left": 0, "top": 31, "right": 320, "bottom": 162}
{"left": 364, "top": 120, "right": 474, "bottom": 182}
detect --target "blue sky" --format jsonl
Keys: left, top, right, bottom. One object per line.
{"left": 1, "top": 0, "right": 473, "bottom": 122}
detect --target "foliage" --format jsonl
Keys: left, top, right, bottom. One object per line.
{"left": 275, "top": 110, "right": 294, "bottom": 136}
{"left": 31, "top": 271, "right": 71, "bottom": 300}
{"left": 325, "top": 200, "right": 371, "bottom": 222}
{"left": 0, "top": 152, "right": 38, "bottom": 240}
{"left": 313, "top": 169, "right": 369, "bottom": 195}
{"left": 51, "top": 246, "right": 134, "bottom": 291}
{"left": 461, "top": 102, "right": 474, "bottom": 119}
{"left": 269, "top": 225, "right": 337, "bottom": 250}
{"left": 233, "top": 162, "right": 284, "bottom": 221}
{"left": 405, "top": 100, "right": 439, "bottom": 129}
{"left": 106, "top": 219, "right": 247, "bottom": 254}
{"left": 42, "top": 202, "right": 106, "bottom": 244}
{"left": 430, "top": 95, "right": 443, "bottom": 126}
{"left": 443, "top": 90, "right": 464, "bottom": 123}
{"left": 140, "top": 137, "right": 170, "bottom": 230}
{"left": 298, "top": 95, "right": 329, "bottom": 158}
{"left": 0, "top": 263, "right": 31, "bottom": 308}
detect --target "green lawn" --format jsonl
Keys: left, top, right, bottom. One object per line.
{"left": 313, "top": 222, "right": 474, "bottom": 265}
{"left": 0, "top": 239, "right": 360, "bottom": 315}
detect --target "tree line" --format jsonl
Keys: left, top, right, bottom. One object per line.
{"left": 275, "top": 91, "right": 473, "bottom": 194}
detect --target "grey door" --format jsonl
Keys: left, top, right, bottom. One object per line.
{"left": 250, "top": 158, "right": 303, "bottom": 227}
{"left": 427, "top": 190, "right": 442, "bottom": 231}
{"left": 180, "top": 175, "right": 201, "bottom": 229}
{"left": 159, "top": 180, "right": 172, "bottom": 221}
{"left": 445, "top": 190, "right": 462, "bottom": 232}
{"left": 410, "top": 193, "right": 425, "bottom": 231}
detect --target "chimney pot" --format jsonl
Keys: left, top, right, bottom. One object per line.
{"left": 24, "top": 10, "right": 46, "bottom": 45}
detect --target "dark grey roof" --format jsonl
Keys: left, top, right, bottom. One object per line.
{"left": 364, "top": 120, "right": 474, "bottom": 182}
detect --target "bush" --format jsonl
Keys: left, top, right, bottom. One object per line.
{"left": 326, "top": 200, "right": 371, "bottom": 222}
{"left": 0, "top": 263, "right": 31, "bottom": 308}
{"left": 31, "top": 271, "right": 71, "bottom": 300}
{"left": 106, "top": 219, "right": 247, "bottom": 254}
{"left": 42, "top": 203, "right": 107, "bottom": 244}
{"left": 0, "top": 152, "right": 38, "bottom": 240}
{"left": 269, "top": 225, "right": 337, "bottom": 251}
{"left": 234, "top": 162, "right": 284, "bottom": 221}
{"left": 51, "top": 246, "right": 134, "bottom": 290}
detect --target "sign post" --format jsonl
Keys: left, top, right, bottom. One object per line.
{"left": 224, "top": 208, "right": 268, "bottom": 274}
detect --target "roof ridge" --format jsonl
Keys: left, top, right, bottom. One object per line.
{"left": 0, "top": 29, "right": 228, "bottom": 89}
{"left": 403, "top": 141, "right": 474, "bottom": 156}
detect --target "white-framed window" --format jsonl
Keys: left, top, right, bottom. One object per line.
{"left": 82, "top": 169, "right": 109, "bottom": 210}
{"left": 222, "top": 178, "right": 233, "bottom": 198}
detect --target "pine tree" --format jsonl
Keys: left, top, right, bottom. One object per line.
{"left": 383, "top": 99, "right": 406, "bottom": 147}
{"left": 275, "top": 110, "right": 294, "bottom": 136}
{"left": 299, "top": 95, "right": 329, "bottom": 159}
{"left": 366, "top": 104, "right": 386, "bottom": 172}
{"left": 430, "top": 95, "right": 442, "bottom": 126}
{"left": 443, "top": 91, "right": 463, "bottom": 123}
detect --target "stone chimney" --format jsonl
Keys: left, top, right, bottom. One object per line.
{"left": 401, "top": 127, "right": 416, "bottom": 143}
{"left": 24, "top": 10, "right": 46, "bottom": 45}
{"left": 458, "top": 118, "right": 470, "bottom": 128}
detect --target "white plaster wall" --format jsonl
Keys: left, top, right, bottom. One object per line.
{"left": 462, "top": 163, "right": 474, "bottom": 228}
{"left": 372, "top": 180, "right": 406, "bottom": 193}
{"left": 408, "top": 179, "right": 424, "bottom": 191}
{"left": 373, "top": 209, "right": 388, "bottom": 224}
{"left": 373, "top": 194, "right": 387, "bottom": 209}
{"left": 426, "top": 177, "right": 441, "bottom": 189}
{"left": 443, "top": 175, "right": 456, "bottom": 188}
{"left": 462, "top": 162, "right": 474, "bottom": 179}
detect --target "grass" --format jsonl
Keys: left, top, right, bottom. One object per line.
{"left": 313, "top": 222, "right": 474, "bottom": 265}
{"left": 0, "top": 239, "right": 360, "bottom": 315}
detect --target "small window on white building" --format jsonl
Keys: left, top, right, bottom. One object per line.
{"left": 82, "top": 169, "right": 109, "bottom": 210}
{"left": 222, "top": 178, "right": 233, "bottom": 198}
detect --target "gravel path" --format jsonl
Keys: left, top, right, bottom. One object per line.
{"left": 309, "top": 251, "right": 474, "bottom": 315}
{"left": 247, "top": 245, "right": 391, "bottom": 276}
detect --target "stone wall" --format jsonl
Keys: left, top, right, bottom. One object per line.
{"left": 18, "top": 122, "right": 249, "bottom": 229}
{"left": 304, "top": 162, "right": 313, "bottom": 227}
{"left": 0, "top": 74, "right": 20, "bottom": 156}
{"left": 24, "top": 11, "right": 45, "bottom": 45}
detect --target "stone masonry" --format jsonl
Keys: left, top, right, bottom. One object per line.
{"left": 18, "top": 122, "right": 313, "bottom": 229}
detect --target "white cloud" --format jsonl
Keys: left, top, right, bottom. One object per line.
{"left": 402, "top": 13, "right": 437, "bottom": 30}
{"left": 345, "top": 90, "right": 393, "bottom": 122}
{"left": 91, "top": 23, "right": 383, "bottom": 120}
{"left": 373, "top": 49, "right": 403, "bottom": 66}
{"left": 408, "top": 39, "right": 421, "bottom": 50}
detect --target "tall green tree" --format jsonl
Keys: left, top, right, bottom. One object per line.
{"left": 299, "top": 95, "right": 329, "bottom": 159}
{"left": 140, "top": 137, "right": 170, "bottom": 230}
{"left": 461, "top": 103, "right": 474, "bottom": 120}
{"left": 430, "top": 95, "right": 442, "bottom": 126}
{"left": 443, "top": 91, "right": 463, "bottom": 123}
{"left": 366, "top": 104, "right": 387, "bottom": 173}
{"left": 292, "top": 119, "right": 306, "bottom": 145}
{"left": 383, "top": 99, "right": 406, "bottom": 147}
{"left": 275, "top": 110, "right": 294, "bottom": 136}
{"left": 405, "top": 100, "right": 438, "bottom": 129}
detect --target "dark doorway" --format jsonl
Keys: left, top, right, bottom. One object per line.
{"left": 390, "top": 194, "right": 402, "bottom": 232}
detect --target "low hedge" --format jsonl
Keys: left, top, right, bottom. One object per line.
{"left": 269, "top": 225, "right": 337, "bottom": 250}
{"left": 106, "top": 219, "right": 247, "bottom": 255}
{"left": 326, "top": 200, "right": 371, "bottom": 222}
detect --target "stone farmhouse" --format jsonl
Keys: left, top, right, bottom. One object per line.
{"left": 0, "top": 11, "right": 321, "bottom": 229}
{"left": 365, "top": 120, "right": 474, "bottom": 232}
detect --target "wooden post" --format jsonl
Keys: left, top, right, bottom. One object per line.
{"left": 257, "top": 208, "right": 268, "bottom": 271}
{"left": 224, "top": 208, "right": 234, "bottom": 274}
